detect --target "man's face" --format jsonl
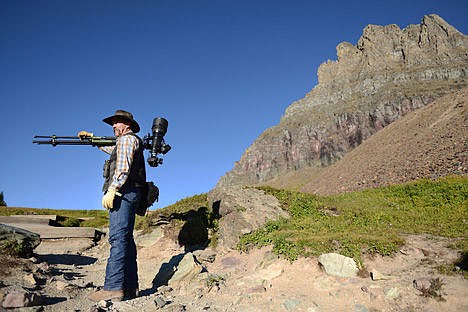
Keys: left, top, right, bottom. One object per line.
{"left": 112, "top": 118, "right": 131, "bottom": 137}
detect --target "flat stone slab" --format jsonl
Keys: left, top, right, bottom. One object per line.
{"left": 35, "top": 238, "right": 96, "bottom": 255}
{"left": 0, "top": 215, "right": 57, "bottom": 225}
{"left": 0, "top": 222, "right": 102, "bottom": 240}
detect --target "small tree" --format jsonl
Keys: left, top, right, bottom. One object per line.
{"left": 0, "top": 192, "right": 6, "bottom": 206}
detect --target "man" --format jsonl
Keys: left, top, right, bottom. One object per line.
{"left": 79, "top": 110, "right": 145, "bottom": 302}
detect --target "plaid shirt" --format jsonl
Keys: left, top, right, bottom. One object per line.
{"left": 100, "top": 132, "right": 140, "bottom": 191}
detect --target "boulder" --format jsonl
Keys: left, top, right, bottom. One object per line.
{"left": 208, "top": 186, "right": 289, "bottom": 249}
{"left": 168, "top": 252, "right": 203, "bottom": 286}
{"left": 1, "top": 290, "right": 42, "bottom": 308}
{"left": 318, "top": 253, "right": 359, "bottom": 278}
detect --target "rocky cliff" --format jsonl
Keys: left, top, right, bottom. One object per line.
{"left": 217, "top": 14, "right": 468, "bottom": 188}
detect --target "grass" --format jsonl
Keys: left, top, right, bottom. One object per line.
{"left": 416, "top": 277, "right": 447, "bottom": 302}
{"left": 135, "top": 193, "right": 211, "bottom": 231}
{"left": 135, "top": 193, "right": 220, "bottom": 247}
{"left": 0, "top": 194, "right": 214, "bottom": 234}
{"left": 238, "top": 175, "right": 467, "bottom": 266}
{"left": 0, "top": 207, "right": 109, "bottom": 228}
{"left": 1, "top": 239, "right": 30, "bottom": 257}
{"left": 153, "top": 193, "right": 210, "bottom": 217}
{"left": 2, "top": 176, "right": 466, "bottom": 271}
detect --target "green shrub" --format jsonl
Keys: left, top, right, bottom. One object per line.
{"left": 57, "top": 217, "right": 80, "bottom": 227}
{"left": 1, "top": 239, "right": 28, "bottom": 257}
{"left": 0, "top": 191, "right": 6, "bottom": 206}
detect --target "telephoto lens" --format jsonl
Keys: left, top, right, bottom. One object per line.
{"left": 152, "top": 118, "right": 168, "bottom": 136}
{"left": 147, "top": 117, "right": 170, "bottom": 167}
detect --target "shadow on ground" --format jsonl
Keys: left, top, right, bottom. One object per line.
{"left": 38, "top": 254, "right": 97, "bottom": 265}
{"left": 42, "top": 296, "right": 68, "bottom": 306}
{"left": 139, "top": 252, "right": 185, "bottom": 297}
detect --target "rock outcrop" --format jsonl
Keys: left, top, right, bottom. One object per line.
{"left": 300, "top": 87, "right": 468, "bottom": 195}
{"left": 217, "top": 14, "right": 467, "bottom": 188}
{"left": 207, "top": 186, "right": 289, "bottom": 250}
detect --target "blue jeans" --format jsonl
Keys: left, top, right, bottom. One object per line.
{"left": 104, "top": 187, "right": 141, "bottom": 291}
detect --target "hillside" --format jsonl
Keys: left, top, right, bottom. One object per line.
{"left": 263, "top": 87, "right": 467, "bottom": 193}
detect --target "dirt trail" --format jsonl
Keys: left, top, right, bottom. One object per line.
{"left": 3, "top": 228, "right": 464, "bottom": 312}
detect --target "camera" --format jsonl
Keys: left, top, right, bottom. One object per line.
{"left": 144, "top": 117, "right": 171, "bottom": 167}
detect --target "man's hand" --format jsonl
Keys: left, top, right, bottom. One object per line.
{"left": 78, "top": 130, "right": 94, "bottom": 139}
{"left": 102, "top": 189, "right": 117, "bottom": 209}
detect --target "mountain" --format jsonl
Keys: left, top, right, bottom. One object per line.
{"left": 265, "top": 87, "right": 467, "bottom": 193}
{"left": 216, "top": 14, "right": 468, "bottom": 189}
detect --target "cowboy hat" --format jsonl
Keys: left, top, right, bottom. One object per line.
{"left": 102, "top": 110, "right": 140, "bottom": 133}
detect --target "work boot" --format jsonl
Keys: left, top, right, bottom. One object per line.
{"left": 88, "top": 289, "right": 124, "bottom": 302}
{"left": 124, "top": 288, "right": 139, "bottom": 300}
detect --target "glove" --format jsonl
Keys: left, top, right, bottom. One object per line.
{"left": 102, "top": 189, "right": 117, "bottom": 210}
{"left": 78, "top": 130, "right": 94, "bottom": 139}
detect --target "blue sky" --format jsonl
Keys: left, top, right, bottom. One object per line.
{"left": 1, "top": 1, "right": 466, "bottom": 210}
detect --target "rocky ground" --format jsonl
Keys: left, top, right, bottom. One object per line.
{"left": 266, "top": 87, "right": 467, "bottom": 194}
{"left": 1, "top": 224, "right": 467, "bottom": 312}
{"left": 300, "top": 87, "right": 468, "bottom": 195}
